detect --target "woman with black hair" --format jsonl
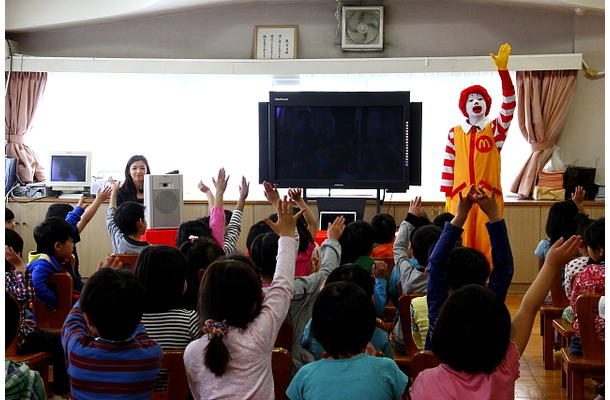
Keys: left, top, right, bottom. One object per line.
{"left": 116, "top": 154, "right": 150, "bottom": 206}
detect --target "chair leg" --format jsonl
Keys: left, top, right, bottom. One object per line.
{"left": 542, "top": 315, "right": 555, "bottom": 369}
{"left": 570, "top": 370, "right": 584, "bottom": 400}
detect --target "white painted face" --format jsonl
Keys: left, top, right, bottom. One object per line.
{"left": 466, "top": 93, "right": 487, "bottom": 119}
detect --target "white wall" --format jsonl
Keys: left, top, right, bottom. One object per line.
{"left": 6, "top": 0, "right": 605, "bottom": 190}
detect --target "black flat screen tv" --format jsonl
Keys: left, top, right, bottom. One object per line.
{"left": 259, "top": 91, "right": 421, "bottom": 191}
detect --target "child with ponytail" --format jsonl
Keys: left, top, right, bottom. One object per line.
{"left": 184, "top": 196, "right": 302, "bottom": 399}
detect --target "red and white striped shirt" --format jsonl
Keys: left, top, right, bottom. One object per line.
{"left": 440, "top": 70, "right": 516, "bottom": 196}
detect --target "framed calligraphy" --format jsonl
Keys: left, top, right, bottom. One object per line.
{"left": 254, "top": 25, "right": 298, "bottom": 59}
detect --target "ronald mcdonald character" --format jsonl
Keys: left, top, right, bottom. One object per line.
{"left": 440, "top": 43, "right": 516, "bottom": 263}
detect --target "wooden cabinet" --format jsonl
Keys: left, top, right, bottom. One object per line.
{"left": 8, "top": 199, "right": 113, "bottom": 278}
{"left": 9, "top": 198, "right": 605, "bottom": 289}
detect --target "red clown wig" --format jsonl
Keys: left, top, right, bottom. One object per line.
{"left": 459, "top": 85, "right": 492, "bottom": 118}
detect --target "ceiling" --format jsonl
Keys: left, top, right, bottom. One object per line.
{"left": 5, "top": 0, "right": 605, "bottom": 33}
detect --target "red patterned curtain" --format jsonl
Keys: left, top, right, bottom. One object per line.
{"left": 5, "top": 71, "right": 48, "bottom": 183}
{"left": 509, "top": 70, "right": 577, "bottom": 198}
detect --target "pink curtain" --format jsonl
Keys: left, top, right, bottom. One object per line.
{"left": 509, "top": 70, "right": 577, "bottom": 198}
{"left": 5, "top": 71, "right": 48, "bottom": 184}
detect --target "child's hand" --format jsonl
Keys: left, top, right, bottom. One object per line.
{"left": 239, "top": 176, "right": 250, "bottom": 200}
{"left": 571, "top": 186, "right": 586, "bottom": 206}
{"left": 98, "top": 255, "right": 124, "bottom": 270}
{"left": 263, "top": 196, "right": 304, "bottom": 237}
{"left": 472, "top": 186, "right": 501, "bottom": 223}
{"left": 372, "top": 260, "right": 388, "bottom": 279}
{"left": 451, "top": 186, "right": 475, "bottom": 227}
{"left": 408, "top": 196, "right": 425, "bottom": 217}
{"left": 198, "top": 180, "right": 211, "bottom": 194}
{"left": 212, "top": 168, "right": 229, "bottom": 194}
{"left": 96, "top": 186, "right": 112, "bottom": 202}
{"left": 77, "top": 196, "right": 87, "bottom": 209}
{"left": 327, "top": 216, "right": 346, "bottom": 241}
{"left": 109, "top": 177, "right": 120, "bottom": 193}
{"left": 288, "top": 187, "right": 303, "bottom": 202}
{"left": 5, "top": 245, "right": 24, "bottom": 272}
{"left": 263, "top": 181, "right": 280, "bottom": 207}
{"left": 545, "top": 235, "right": 582, "bottom": 270}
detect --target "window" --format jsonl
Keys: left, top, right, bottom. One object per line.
{"left": 30, "top": 71, "right": 528, "bottom": 201}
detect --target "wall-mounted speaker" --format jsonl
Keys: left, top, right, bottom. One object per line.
{"left": 144, "top": 174, "right": 183, "bottom": 229}
{"left": 341, "top": 6, "right": 384, "bottom": 51}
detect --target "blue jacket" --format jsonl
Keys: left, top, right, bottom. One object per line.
{"left": 26, "top": 206, "right": 84, "bottom": 309}
{"left": 424, "top": 219, "right": 514, "bottom": 350}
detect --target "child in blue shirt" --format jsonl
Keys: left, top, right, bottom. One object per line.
{"left": 288, "top": 281, "right": 407, "bottom": 400}
{"left": 26, "top": 208, "right": 84, "bottom": 309}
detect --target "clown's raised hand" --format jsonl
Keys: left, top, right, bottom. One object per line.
{"left": 490, "top": 43, "right": 511, "bottom": 71}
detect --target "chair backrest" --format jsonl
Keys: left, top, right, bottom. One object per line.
{"left": 274, "top": 319, "right": 294, "bottom": 351}
{"left": 398, "top": 292, "right": 425, "bottom": 356}
{"left": 271, "top": 347, "right": 292, "bottom": 400}
{"left": 150, "top": 349, "right": 189, "bottom": 400}
{"left": 576, "top": 293, "right": 604, "bottom": 360}
{"left": 32, "top": 273, "right": 73, "bottom": 333}
{"left": 376, "top": 317, "right": 387, "bottom": 332}
{"left": 550, "top": 267, "right": 569, "bottom": 308}
{"left": 110, "top": 253, "right": 140, "bottom": 272}
{"left": 6, "top": 331, "right": 20, "bottom": 357}
{"left": 411, "top": 350, "right": 442, "bottom": 378}
{"left": 374, "top": 257, "right": 396, "bottom": 278}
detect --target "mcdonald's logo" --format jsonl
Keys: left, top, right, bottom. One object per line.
{"left": 475, "top": 136, "right": 493, "bottom": 153}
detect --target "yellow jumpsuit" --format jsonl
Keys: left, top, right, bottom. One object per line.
{"left": 440, "top": 70, "right": 515, "bottom": 264}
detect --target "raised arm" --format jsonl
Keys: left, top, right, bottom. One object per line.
{"left": 235, "top": 176, "right": 250, "bottom": 212}
{"left": 77, "top": 186, "right": 112, "bottom": 233}
{"left": 571, "top": 186, "right": 587, "bottom": 215}
{"left": 263, "top": 181, "right": 281, "bottom": 211}
{"left": 309, "top": 216, "right": 345, "bottom": 278}
{"left": 490, "top": 43, "right": 515, "bottom": 145}
{"left": 212, "top": 168, "right": 228, "bottom": 210}
{"left": 105, "top": 178, "right": 122, "bottom": 253}
{"left": 474, "top": 186, "right": 514, "bottom": 300}
{"left": 224, "top": 176, "right": 249, "bottom": 254}
{"left": 288, "top": 187, "right": 317, "bottom": 238}
{"left": 511, "top": 235, "right": 582, "bottom": 355}
{"left": 392, "top": 197, "right": 423, "bottom": 298}
{"left": 209, "top": 168, "right": 228, "bottom": 249}
{"left": 425, "top": 188, "right": 475, "bottom": 349}
{"left": 108, "top": 177, "right": 119, "bottom": 208}
{"left": 197, "top": 180, "right": 215, "bottom": 205}
{"left": 263, "top": 196, "right": 304, "bottom": 238}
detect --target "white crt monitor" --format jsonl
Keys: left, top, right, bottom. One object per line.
{"left": 47, "top": 151, "right": 92, "bottom": 192}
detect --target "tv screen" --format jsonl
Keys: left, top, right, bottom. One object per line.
{"left": 48, "top": 151, "right": 92, "bottom": 193}
{"left": 259, "top": 91, "right": 421, "bottom": 191}
{"left": 51, "top": 155, "right": 88, "bottom": 182}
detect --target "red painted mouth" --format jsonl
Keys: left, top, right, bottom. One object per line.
{"left": 473, "top": 106, "right": 482, "bottom": 113}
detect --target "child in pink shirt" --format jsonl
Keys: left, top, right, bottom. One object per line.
{"left": 410, "top": 234, "right": 583, "bottom": 400}
{"left": 184, "top": 197, "right": 302, "bottom": 399}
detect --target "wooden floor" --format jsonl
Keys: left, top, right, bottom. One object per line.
{"left": 506, "top": 294, "right": 601, "bottom": 400}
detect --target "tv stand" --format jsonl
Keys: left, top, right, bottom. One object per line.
{"left": 307, "top": 189, "right": 387, "bottom": 220}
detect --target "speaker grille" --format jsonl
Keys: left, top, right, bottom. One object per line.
{"left": 154, "top": 191, "right": 179, "bottom": 214}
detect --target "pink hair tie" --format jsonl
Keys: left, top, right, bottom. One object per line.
{"left": 188, "top": 235, "right": 199, "bottom": 243}
{"left": 202, "top": 319, "right": 228, "bottom": 339}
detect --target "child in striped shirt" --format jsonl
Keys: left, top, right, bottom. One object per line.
{"left": 62, "top": 266, "right": 162, "bottom": 400}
